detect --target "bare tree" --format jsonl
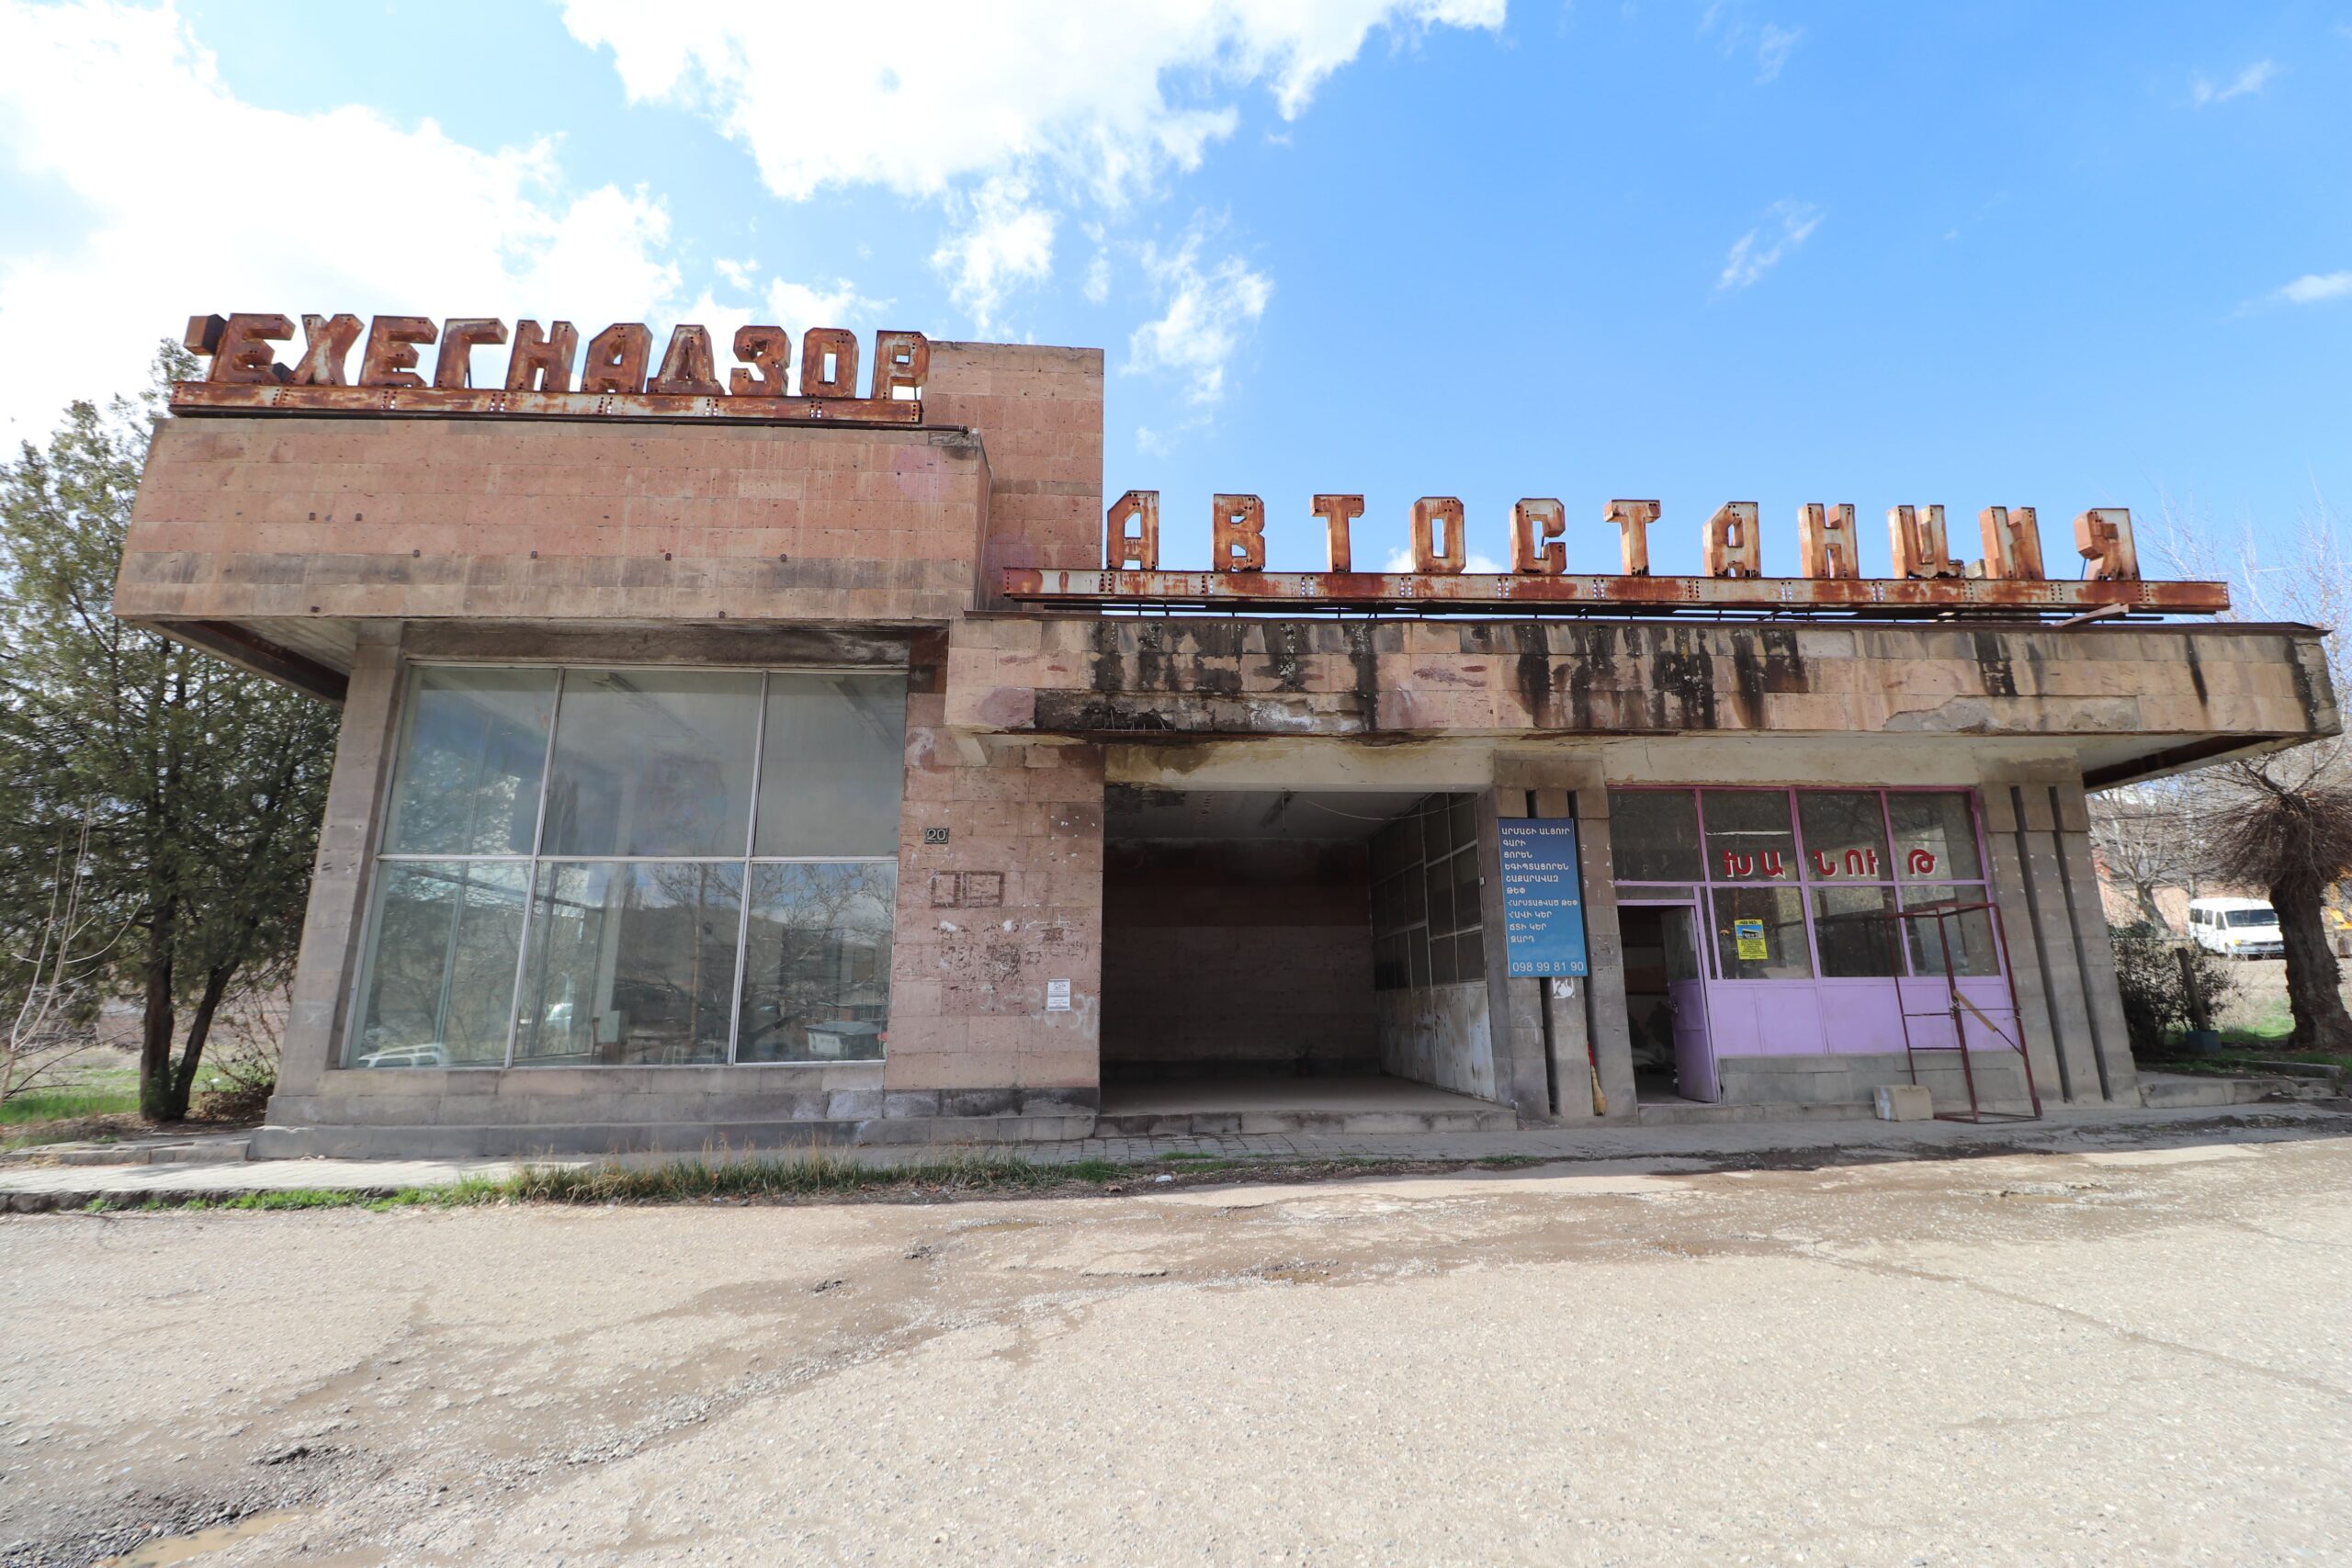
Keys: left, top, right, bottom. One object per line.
{"left": 2153, "top": 493, "right": 2352, "bottom": 1049}
{"left": 2091, "top": 780, "right": 2204, "bottom": 928}
{"left": 1, "top": 818, "right": 124, "bottom": 1104}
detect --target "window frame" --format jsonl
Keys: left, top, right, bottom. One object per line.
{"left": 1607, "top": 784, "right": 2003, "bottom": 984}
{"left": 347, "top": 660, "right": 906, "bottom": 1069}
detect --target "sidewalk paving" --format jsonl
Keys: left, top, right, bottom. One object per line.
{"left": 2, "top": 1100, "right": 2344, "bottom": 1209}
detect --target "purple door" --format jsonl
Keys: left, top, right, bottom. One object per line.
{"left": 1660, "top": 906, "right": 1718, "bottom": 1101}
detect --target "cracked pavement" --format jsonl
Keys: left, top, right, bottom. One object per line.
{"left": 3, "top": 1122, "right": 2348, "bottom": 1564}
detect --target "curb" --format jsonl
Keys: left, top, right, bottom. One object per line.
{"left": 3, "top": 1186, "right": 405, "bottom": 1214}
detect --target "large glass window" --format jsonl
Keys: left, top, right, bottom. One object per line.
{"left": 1611, "top": 786, "right": 1997, "bottom": 985}
{"left": 513, "top": 863, "right": 744, "bottom": 1066}
{"left": 350, "top": 665, "right": 907, "bottom": 1068}
{"left": 543, "top": 670, "right": 762, "bottom": 858}
{"left": 1608, "top": 789, "right": 1704, "bottom": 882}
{"left": 1702, "top": 791, "right": 1798, "bottom": 882}
{"left": 1810, "top": 886, "right": 1903, "bottom": 978}
{"left": 352, "top": 862, "right": 529, "bottom": 1066}
{"left": 1795, "top": 792, "right": 1890, "bottom": 882}
{"left": 740, "top": 863, "right": 897, "bottom": 1061}
{"left": 754, "top": 676, "right": 909, "bottom": 857}
{"left": 1889, "top": 791, "right": 1983, "bottom": 882}
{"left": 1711, "top": 886, "right": 1812, "bottom": 979}
{"left": 383, "top": 669, "right": 557, "bottom": 856}
{"left": 1901, "top": 888, "right": 2002, "bottom": 977}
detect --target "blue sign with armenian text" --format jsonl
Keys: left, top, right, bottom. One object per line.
{"left": 1498, "top": 819, "right": 1589, "bottom": 978}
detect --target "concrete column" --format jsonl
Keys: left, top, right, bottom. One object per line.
{"left": 2055, "top": 777, "right": 2137, "bottom": 1102}
{"left": 1566, "top": 787, "right": 1639, "bottom": 1122}
{"left": 2010, "top": 784, "right": 2105, "bottom": 1104}
{"left": 1477, "top": 789, "right": 1554, "bottom": 1121}
{"left": 1977, "top": 784, "right": 2069, "bottom": 1108}
{"left": 271, "top": 626, "right": 406, "bottom": 1103}
{"left": 1526, "top": 788, "right": 1599, "bottom": 1121}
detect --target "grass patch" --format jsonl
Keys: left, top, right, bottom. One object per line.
{"left": 492, "top": 1148, "right": 1115, "bottom": 1203}
{"left": 2143, "top": 1046, "right": 2352, "bottom": 1079}
{"left": 79, "top": 1152, "right": 1135, "bottom": 1213}
{"left": 1, "top": 1084, "right": 141, "bottom": 1125}
{"left": 66, "top": 1147, "right": 1598, "bottom": 1216}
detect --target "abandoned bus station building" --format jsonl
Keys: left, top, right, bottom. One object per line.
{"left": 115, "top": 314, "right": 2340, "bottom": 1155}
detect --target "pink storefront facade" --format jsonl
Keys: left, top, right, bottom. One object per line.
{"left": 1611, "top": 786, "right": 2028, "bottom": 1107}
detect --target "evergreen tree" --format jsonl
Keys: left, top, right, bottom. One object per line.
{"left": 0, "top": 346, "right": 337, "bottom": 1120}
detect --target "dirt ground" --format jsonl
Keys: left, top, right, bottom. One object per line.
{"left": 4, "top": 1121, "right": 2350, "bottom": 1565}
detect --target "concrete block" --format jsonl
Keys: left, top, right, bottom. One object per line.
{"left": 1873, "top": 1084, "right": 1933, "bottom": 1122}
{"left": 826, "top": 1089, "right": 885, "bottom": 1120}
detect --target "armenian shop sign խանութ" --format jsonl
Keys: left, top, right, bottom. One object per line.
{"left": 995, "top": 491, "right": 2233, "bottom": 618}
{"left": 172, "top": 312, "right": 930, "bottom": 422}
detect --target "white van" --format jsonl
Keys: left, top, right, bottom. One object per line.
{"left": 2188, "top": 897, "right": 2284, "bottom": 959}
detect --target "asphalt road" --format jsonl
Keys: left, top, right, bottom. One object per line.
{"left": 4, "top": 1122, "right": 2349, "bottom": 1565}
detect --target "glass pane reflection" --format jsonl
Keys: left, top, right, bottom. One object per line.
{"left": 1811, "top": 886, "right": 1905, "bottom": 978}
{"left": 1711, "top": 885, "right": 1813, "bottom": 979}
{"left": 542, "top": 669, "right": 761, "bottom": 858}
{"left": 384, "top": 669, "right": 556, "bottom": 856}
{"left": 1608, "top": 789, "right": 1703, "bottom": 882}
{"left": 1702, "top": 790, "right": 1799, "bottom": 881}
{"left": 1890, "top": 792, "right": 1984, "bottom": 882}
{"left": 350, "top": 862, "right": 529, "bottom": 1066}
{"left": 513, "top": 862, "right": 743, "bottom": 1066}
{"left": 1902, "top": 888, "right": 2002, "bottom": 977}
{"left": 738, "top": 863, "right": 897, "bottom": 1062}
{"left": 753, "top": 674, "right": 907, "bottom": 857}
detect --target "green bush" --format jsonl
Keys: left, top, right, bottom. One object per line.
{"left": 2110, "top": 921, "right": 2235, "bottom": 1055}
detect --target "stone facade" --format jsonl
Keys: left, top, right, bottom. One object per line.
{"left": 944, "top": 615, "right": 2333, "bottom": 756}
{"left": 114, "top": 336, "right": 2340, "bottom": 1155}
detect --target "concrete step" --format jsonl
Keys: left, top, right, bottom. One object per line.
{"left": 1635, "top": 1100, "right": 1883, "bottom": 1126}
{"left": 2138, "top": 1074, "right": 2306, "bottom": 1110}
{"left": 1094, "top": 1106, "right": 1518, "bottom": 1137}
{"left": 43, "top": 1138, "right": 251, "bottom": 1167}
{"left": 2240, "top": 1060, "right": 2347, "bottom": 1087}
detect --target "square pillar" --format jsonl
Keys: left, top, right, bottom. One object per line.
{"left": 271, "top": 625, "right": 405, "bottom": 1106}
{"left": 2055, "top": 777, "right": 2138, "bottom": 1102}
{"left": 1492, "top": 754, "right": 1635, "bottom": 1123}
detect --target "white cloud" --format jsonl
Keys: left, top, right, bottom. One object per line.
{"left": 561, "top": 1, "right": 1505, "bottom": 338}
{"left": 1384, "top": 546, "right": 1503, "bottom": 572}
{"left": 2274, "top": 271, "right": 2352, "bottom": 305}
{"left": 0, "top": 0, "right": 688, "bottom": 437}
{"left": 679, "top": 259, "right": 879, "bottom": 339}
{"left": 561, "top": 0, "right": 1508, "bottom": 208}
{"left": 763, "top": 276, "right": 879, "bottom": 333}
{"left": 1125, "top": 228, "right": 1272, "bottom": 405}
{"left": 1698, "top": 2, "right": 1800, "bottom": 85}
{"left": 929, "top": 176, "right": 1057, "bottom": 333}
{"left": 1716, "top": 199, "right": 1822, "bottom": 291}
{"left": 1755, "top": 23, "right": 1802, "bottom": 83}
{"left": 2191, "top": 60, "right": 2277, "bottom": 107}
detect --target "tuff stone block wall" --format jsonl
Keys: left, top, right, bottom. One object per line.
{"left": 883, "top": 631, "right": 1105, "bottom": 1137}
{"left": 1101, "top": 840, "right": 1377, "bottom": 1078}
{"left": 923, "top": 343, "right": 1104, "bottom": 599}
{"left": 119, "top": 416, "right": 991, "bottom": 637}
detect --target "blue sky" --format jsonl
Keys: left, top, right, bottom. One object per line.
{"left": 1, "top": 0, "right": 2346, "bottom": 580}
